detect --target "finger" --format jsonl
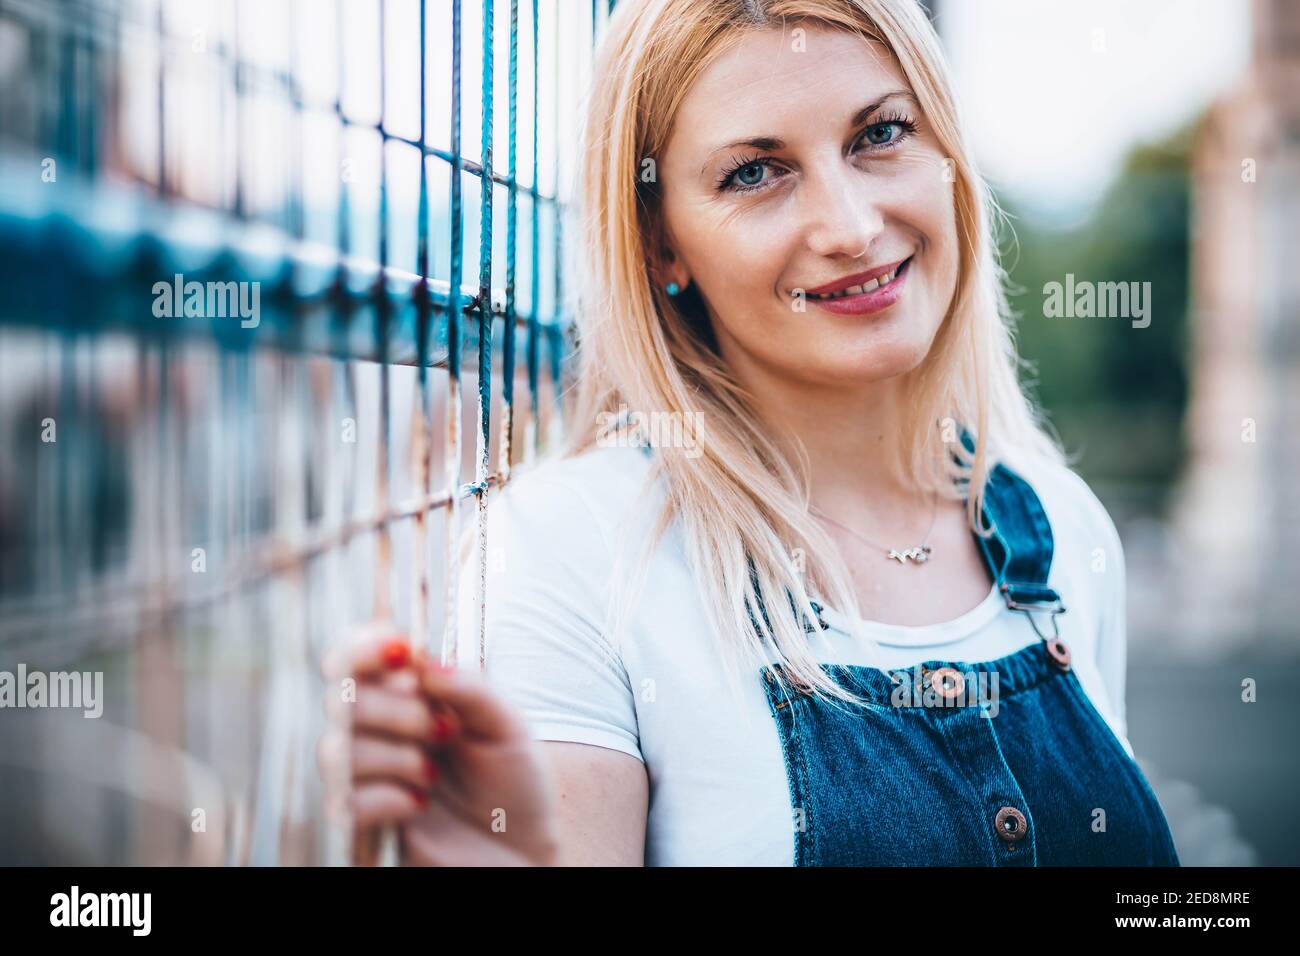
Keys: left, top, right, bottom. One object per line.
{"left": 376, "top": 666, "right": 422, "bottom": 696}
{"left": 320, "top": 669, "right": 424, "bottom": 728}
{"left": 417, "top": 659, "right": 525, "bottom": 741}
{"left": 349, "top": 781, "right": 427, "bottom": 828}
{"left": 319, "top": 725, "right": 438, "bottom": 785}
{"left": 317, "top": 727, "right": 349, "bottom": 780}
{"left": 340, "top": 684, "right": 440, "bottom": 741}
{"left": 352, "top": 735, "right": 441, "bottom": 791}
{"left": 321, "top": 622, "right": 413, "bottom": 683}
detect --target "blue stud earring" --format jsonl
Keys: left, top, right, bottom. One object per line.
{"left": 665, "top": 281, "right": 681, "bottom": 296}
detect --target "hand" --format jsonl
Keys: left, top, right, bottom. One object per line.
{"left": 317, "top": 625, "right": 561, "bottom": 866}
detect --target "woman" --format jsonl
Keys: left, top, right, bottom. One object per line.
{"left": 318, "top": 0, "right": 1181, "bottom": 867}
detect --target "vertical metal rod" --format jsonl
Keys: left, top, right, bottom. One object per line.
{"left": 500, "top": 0, "right": 519, "bottom": 484}
{"left": 155, "top": 0, "right": 165, "bottom": 194}
{"left": 321, "top": 351, "right": 352, "bottom": 867}
{"left": 550, "top": 0, "right": 564, "bottom": 446}
{"left": 526, "top": 0, "right": 540, "bottom": 465}
{"left": 374, "top": 0, "right": 394, "bottom": 626}
{"left": 442, "top": 0, "right": 465, "bottom": 669}
{"left": 372, "top": 0, "right": 398, "bottom": 867}
{"left": 332, "top": 0, "right": 373, "bottom": 870}
{"left": 232, "top": 1, "right": 245, "bottom": 219}
{"left": 474, "top": 0, "right": 495, "bottom": 672}
{"left": 412, "top": 0, "right": 434, "bottom": 659}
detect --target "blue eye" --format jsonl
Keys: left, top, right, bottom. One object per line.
{"left": 858, "top": 113, "right": 919, "bottom": 150}
{"left": 717, "top": 156, "right": 777, "bottom": 193}
{"left": 863, "top": 121, "right": 905, "bottom": 146}
{"left": 735, "top": 162, "right": 766, "bottom": 187}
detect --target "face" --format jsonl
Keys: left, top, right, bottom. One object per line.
{"left": 657, "top": 24, "right": 960, "bottom": 387}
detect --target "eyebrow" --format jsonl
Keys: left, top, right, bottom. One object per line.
{"left": 698, "top": 89, "right": 919, "bottom": 177}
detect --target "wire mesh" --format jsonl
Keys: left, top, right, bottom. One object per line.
{"left": 0, "top": 0, "right": 615, "bottom": 865}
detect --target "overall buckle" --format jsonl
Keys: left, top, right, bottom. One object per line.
{"left": 999, "top": 582, "right": 1066, "bottom": 641}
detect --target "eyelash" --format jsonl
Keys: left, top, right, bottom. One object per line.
{"left": 715, "top": 112, "right": 920, "bottom": 195}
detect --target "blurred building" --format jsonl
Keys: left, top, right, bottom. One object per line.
{"left": 1171, "top": 0, "right": 1300, "bottom": 655}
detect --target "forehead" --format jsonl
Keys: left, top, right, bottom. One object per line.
{"left": 671, "top": 24, "right": 907, "bottom": 142}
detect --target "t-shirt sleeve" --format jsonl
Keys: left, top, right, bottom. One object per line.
{"left": 1094, "top": 503, "right": 1129, "bottom": 747}
{"left": 453, "top": 471, "right": 644, "bottom": 763}
{"left": 1038, "top": 458, "right": 1134, "bottom": 759}
{"left": 1077, "top": 473, "right": 1130, "bottom": 749}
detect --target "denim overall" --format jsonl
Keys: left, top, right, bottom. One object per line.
{"left": 755, "top": 434, "right": 1182, "bottom": 866}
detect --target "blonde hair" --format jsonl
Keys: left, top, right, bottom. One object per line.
{"left": 552, "top": 0, "right": 1066, "bottom": 710}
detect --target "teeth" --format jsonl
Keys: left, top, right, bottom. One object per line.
{"left": 810, "top": 268, "right": 899, "bottom": 300}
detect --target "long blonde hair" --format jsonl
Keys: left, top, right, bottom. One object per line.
{"left": 553, "top": 0, "right": 1066, "bottom": 709}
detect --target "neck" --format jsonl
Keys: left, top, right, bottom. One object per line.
{"left": 725, "top": 352, "right": 926, "bottom": 525}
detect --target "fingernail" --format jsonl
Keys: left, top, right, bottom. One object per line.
{"left": 431, "top": 714, "right": 456, "bottom": 744}
{"left": 414, "top": 789, "right": 430, "bottom": 806}
{"left": 380, "top": 639, "right": 410, "bottom": 669}
{"left": 421, "top": 754, "right": 440, "bottom": 783}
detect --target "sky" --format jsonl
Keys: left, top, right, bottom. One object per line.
{"left": 938, "top": 0, "right": 1252, "bottom": 225}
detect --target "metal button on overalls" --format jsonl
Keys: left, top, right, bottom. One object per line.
{"left": 929, "top": 666, "right": 965, "bottom": 700}
{"left": 995, "top": 806, "right": 1028, "bottom": 843}
{"left": 1045, "top": 637, "right": 1071, "bottom": 670}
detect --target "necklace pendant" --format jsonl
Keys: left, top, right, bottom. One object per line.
{"left": 887, "top": 545, "right": 933, "bottom": 565}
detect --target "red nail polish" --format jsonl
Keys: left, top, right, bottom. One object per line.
{"left": 380, "top": 639, "right": 410, "bottom": 669}
{"left": 431, "top": 714, "right": 451, "bottom": 743}
{"left": 421, "top": 754, "right": 440, "bottom": 783}
{"left": 414, "top": 789, "right": 430, "bottom": 806}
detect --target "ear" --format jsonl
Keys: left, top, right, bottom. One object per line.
{"left": 652, "top": 243, "right": 689, "bottom": 291}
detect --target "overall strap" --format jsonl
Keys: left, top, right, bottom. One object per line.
{"left": 954, "top": 426, "right": 1067, "bottom": 642}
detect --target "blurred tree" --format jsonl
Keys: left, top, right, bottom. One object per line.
{"left": 997, "top": 119, "right": 1195, "bottom": 508}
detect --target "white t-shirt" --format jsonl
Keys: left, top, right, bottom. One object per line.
{"left": 457, "top": 443, "right": 1132, "bottom": 866}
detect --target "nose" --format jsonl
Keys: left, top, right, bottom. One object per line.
{"left": 801, "top": 161, "right": 885, "bottom": 261}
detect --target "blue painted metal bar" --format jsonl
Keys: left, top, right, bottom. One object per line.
{"left": 473, "top": 0, "right": 497, "bottom": 672}
{"left": 501, "top": 0, "right": 519, "bottom": 478}
{"left": 528, "top": 0, "right": 542, "bottom": 455}
{"left": 442, "top": 0, "right": 467, "bottom": 669}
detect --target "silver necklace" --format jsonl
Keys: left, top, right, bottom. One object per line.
{"left": 811, "top": 496, "right": 938, "bottom": 565}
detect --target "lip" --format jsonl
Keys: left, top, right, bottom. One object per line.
{"left": 801, "top": 256, "right": 911, "bottom": 296}
{"left": 804, "top": 256, "right": 912, "bottom": 317}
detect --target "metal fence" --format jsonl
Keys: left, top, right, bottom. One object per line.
{"left": 0, "top": 0, "right": 613, "bottom": 864}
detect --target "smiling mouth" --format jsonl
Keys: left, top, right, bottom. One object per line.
{"left": 804, "top": 256, "right": 913, "bottom": 300}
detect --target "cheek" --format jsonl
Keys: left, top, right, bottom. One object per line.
{"left": 894, "top": 166, "right": 956, "bottom": 249}
{"left": 898, "top": 180, "right": 960, "bottom": 304}
{"left": 682, "top": 211, "right": 791, "bottom": 299}
{"left": 930, "top": 201, "right": 961, "bottom": 306}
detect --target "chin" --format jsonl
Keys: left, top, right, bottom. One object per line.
{"left": 813, "top": 327, "right": 933, "bottom": 382}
